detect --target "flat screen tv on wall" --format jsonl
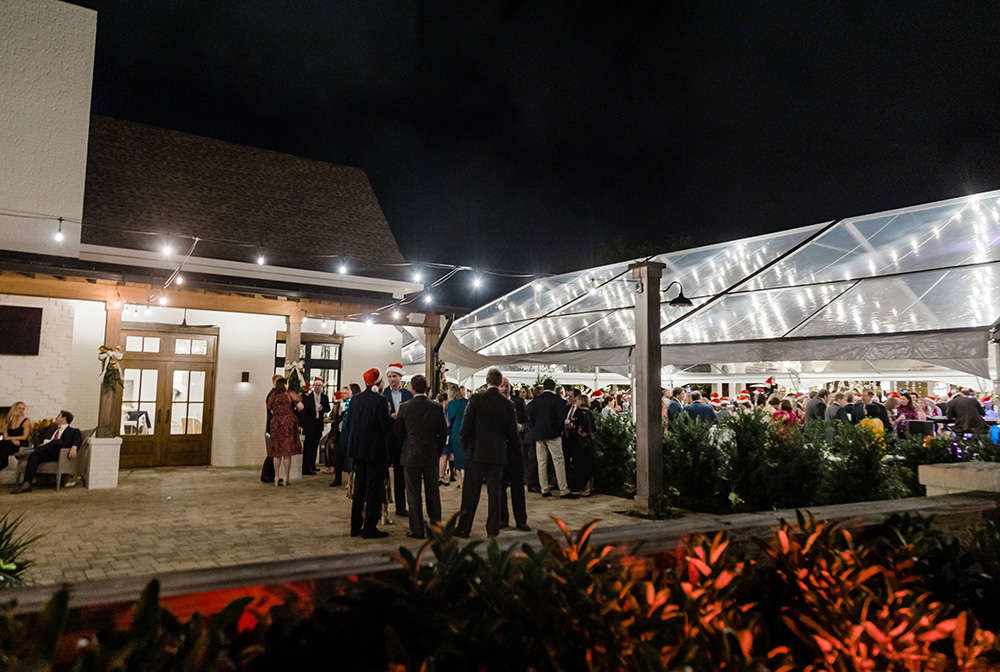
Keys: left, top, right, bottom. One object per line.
{"left": 0, "top": 306, "right": 43, "bottom": 355}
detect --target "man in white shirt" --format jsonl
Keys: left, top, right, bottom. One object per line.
{"left": 14, "top": 410, "right": 83, "bottom": 494}
{"left": 299, "top": 377, "right": 330, "bottom": 475}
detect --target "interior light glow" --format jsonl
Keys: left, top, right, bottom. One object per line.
{"left": 338, "top": 264, "right": 347, "bottom": 274}
{"left": 159, "top": 296, "right": 167, "bottom": 305}
{"left": 163, "top": 246, "right": 173, "bottom": 256}
{"left": 144, "top": 306, "right": 151, "bottom": 316}
{"left": 257, "top": 255, "right": 266, "bottom": 265}
{"left": 175, "top": 275, "right": 184, "bottom": 285}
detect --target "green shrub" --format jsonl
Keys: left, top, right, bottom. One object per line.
{"left": 815, "top": 421, "right": 904, "bottom": 505}
{"left": 662, "top": 413, "right": 727, "bottom": 511}
{"left": 0, "top": 513, "right": 38, "bottom": 588}
{"left": 593, "top": 411, "right": 636, "bottom": 496}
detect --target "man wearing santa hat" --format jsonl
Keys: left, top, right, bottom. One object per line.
{"left": 383, "top": 362, "right": 413, "bottom": 518}
{"left": 347, "top": 367, "right": 392, "bottom": 538}
{"left": 299, "top": 377, "right": 331, "bottom": 476}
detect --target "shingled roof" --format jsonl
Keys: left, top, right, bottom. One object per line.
{"left": 82, "top": 115, "right": 405, "bottom": 274}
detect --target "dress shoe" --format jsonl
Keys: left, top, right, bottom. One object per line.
{"left": 396, "top": 509, "right": 408, "bottom": 517}
{"left": 350, "top": 529, "right": 361, "bottom": 537}
{"left": 541, "top": 491, "right": 553, "bottom": 498}
{"left": 406, "top": 531, "right": 424, "bottom": 539}
{"left": 439, "top": 480, "right": 450, "bottom": 487}
{"left": 515, "top": 523, "right": 532, "bottom": 532}
{"left": 330, "top": 479, "right": 342, "bottom": 486}
{"left": 303, "top": 470, "right": 317, "bottom": 476}
{"left": 499, "top": 522, "right": 509, "bottom": 529}
{"left": 559, "top": 493, "right": 579, "bottom": 500}
{"left": 527, "top": 486, "right": 542, "bottom": 494}
{"left": 11, "top": 483, "right": 31, "bottom": 494}
{"left": 361, "top": 529, "right": 390, "bottom": 539}
{"left": 14, "top": 452, "right": 28, "bottom": 461}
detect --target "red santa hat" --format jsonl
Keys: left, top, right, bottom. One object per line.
{"left": 765, "top": 376, "right": 775, "bottom": 385}
{"left": 333, "top": 390, "right": 343, "bottom": 401}
{"left": 591, "top": 390, "right": 603, "bottom": 398}
{"left": 363, "top": 367, "right": 382, "bottom": 387}
{"left": 386, "top": 362, "right": 405, "bottom": 376}
{"left": 736, "top": 393, "right": 751, "bottom": 404}
{"left": 720, "top": 397, "right": 729, "bottom": 403}
{"left": 312, "top": 377, "right": 324, "bottom": 385}
{"left": 983, "top": 395, "right": 992, "bottom": 404}
{"left": 710, "top": 392, "right": 720, "bottom": 400}
{"left": 740, "top": 389, "right": 750, "bottom": 396}
{"left": 889, "top": 391, "right": 901, "bottom": 398}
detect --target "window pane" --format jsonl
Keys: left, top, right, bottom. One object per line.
{"left": 122, "top": 368, "right": 141, "bottom": 402}
{"left": 139, "top": 369, "right": 158, "bottom": 402}
{"left": 138, "top": 402, "right": 156, "bottom": 434}
{"left": 185, "top": 403, "right": 204, "bottom": 434}
{"left": 173, "top": 370, "right": 189, "bottom": 402}
{"left": 120, "top": 404, "right": 152, "bottom": 435}
{"left": 189, "top": 370, "right": 206, "bottom": 402}
{"left": 311, "top": 344, "right": 340, "bottom": 360}
{"left": 299, "top": 344, "right": 307, "bottom": 358}
{"left": 125, "top": 336, "right": 143, "bottom": 352}
{"left": 275, "top": 366, "right": 284, "bottom": 378}
{"left": 174, "top": 338, "right": 191, "bottom": 354}
{"left": 170, "top": 403, "right": 186, "bottom": 434}
{"left": 275, "top": 342, "right": 286, "bottom": 358}
{"left": 191, "top": 339, "right": 208, "bottom": 355}
{"left": 142, "top": 337, "right": 160, "bottom": 353}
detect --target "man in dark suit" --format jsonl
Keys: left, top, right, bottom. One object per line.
{"left": 299, "top": 377, "right": 331, "bottom": 475}
{"left": 803, "top": 389, "right": 829, "bottom": 426}
{"left": 347, "top": 368, "right": 392, "bottom": 539}
{"left": 946, "top": 389, "right": 986, "bottom": 433}
{"left": 666, "top": 387, "right": 684, "bottom": 423}
{"left": 456, "top": 368, "right": 521, "bottom": 539}
{"left": 851, "top": 388, "right": 889, "bottom": 430}
{"left": 526, "top": 378, "right": 575, "bottom": 499}
{"left": 382, "top": 362, "right": 413, "bottom": 517}
{"left": 499, "top": 377, "right": 530, "bottom": 532}
{"left": 394, "top": 374, "right": 447, "bottom": 539}
{"left": 682, "top": 391, "right": 717, "bottom": 424}
{"left": 14, "top": 410, "right": 83, "bottom": 494}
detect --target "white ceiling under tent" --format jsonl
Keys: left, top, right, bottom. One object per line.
{"left": 404, "top": 190, "right": 1000, "bottom": 384}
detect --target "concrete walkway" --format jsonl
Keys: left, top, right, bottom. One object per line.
{"left": 1, "top": 467, "right": 645, "bottom": 586}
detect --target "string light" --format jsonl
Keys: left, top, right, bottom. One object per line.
{"left": 338, "top": 264, "right": 348, "bottom": 274}
{"left": 143, "top": 306, "right": 151, "bottom": 316}
{"left": 132, "top": 306, "right": 139, "bottom": 318}
{"left": 257, "top": 254, "right": 265, "bottom": 265}
{"left": 413, "top": 271, "right": 422, "bottom": 282}
{"left": 113, "top": 299, "right": 121, "bottom": 309}
{"left": 163, "top": 245, "right": 173, "bottom": 256}
{"left": 54, "top": 218, "right": 64, "bottom": 242}
{"left": 175, "top": 275, "right": 184, "bottom": 285}
{"left": 393, "top": 310, "right": 400, "bottom": 320}
{"left": 320, "top": 319, "right": 327, "bottom": 328}
{"left": 159, "top": 296, "right": 167, "bottom": 305}
{"left": 473, "top": 276, "right": 482, "bottom": 289}
{"left": 424, "top": 294, "right": 433, "bottom": 305}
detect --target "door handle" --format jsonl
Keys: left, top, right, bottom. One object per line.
{"left": 166, "top": 408, "right": 171, "bottom": 427}
{"left": 157, "top": 409, "right": 162, "bottom": 424}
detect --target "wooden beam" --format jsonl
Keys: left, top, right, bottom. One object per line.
{"left": 0, "top": 271, "right": 440, "bottom": 327}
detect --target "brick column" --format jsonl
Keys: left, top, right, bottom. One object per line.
{"left": 96, "top": 301, "right": 122, "bottom": 438}
{"left": 629, "top": 261, "right": 666, "bottom": 515}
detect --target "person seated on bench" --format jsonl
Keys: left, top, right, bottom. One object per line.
{"left": 12, "top": 410, "right": 82, "bottom": 494}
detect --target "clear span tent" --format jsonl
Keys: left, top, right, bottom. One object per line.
{"left": 404, "top": 190, "right": 1000, "bottom": 384}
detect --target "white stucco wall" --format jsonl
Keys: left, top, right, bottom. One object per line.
{"left": 301, "top": 319, "right": 402, "bottom": 390}
{"left": 0, "top": 0, "right": 96, "bottom": 256}
{"left": 0, "top": 295, "right": 103, "bottom": 428}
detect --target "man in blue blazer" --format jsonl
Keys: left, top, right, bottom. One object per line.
{"left": 14, "top": 410, "right": 83, "bottom": 494}
{"left": 382, "top": 362, "right": 413, "bottom": 517}
{"left": 682, "top": 392, "right": 717, "bottom": 424}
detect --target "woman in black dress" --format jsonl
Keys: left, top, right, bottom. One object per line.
{"left": 0, "top": 401, "right": 32, "bottom": 468}
{"left": 571, "top": 396, "right": 596, "bottom": 496}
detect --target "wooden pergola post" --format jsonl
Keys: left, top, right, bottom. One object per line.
{"left": 285, "top": 312, "right": 303, "bottom": 374}
{"left": 629, "top": 261, "right": 665, "bottom": 515}
{"left": 425, "top": 322, "right": 441, "bottom": 396}
{"left": 96, "top": 301, "right": 122, "bottom": 438}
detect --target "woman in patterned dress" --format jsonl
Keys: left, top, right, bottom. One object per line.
{"left": 266, "top": 378, "right": 304, "bottom": 486}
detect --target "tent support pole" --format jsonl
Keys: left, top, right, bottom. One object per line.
{"left": 630, "top": 261, "right": 666, "bottom": 516}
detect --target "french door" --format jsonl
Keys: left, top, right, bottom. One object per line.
{"left": 118, "top": 329, "right": 218, "bottom": 468}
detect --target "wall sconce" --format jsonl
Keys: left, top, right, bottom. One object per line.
{"left": 664, "top": 280, "right": 693, "bottom": 307}
{"left": 241, "top": 371, "right": 250, "bottom": 383}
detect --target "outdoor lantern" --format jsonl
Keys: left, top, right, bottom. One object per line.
{"left": 241, "top": 371, "right": 250, "bottom": 383}
{"left": 665, "top": 280, "right": 694, "bottom": 307}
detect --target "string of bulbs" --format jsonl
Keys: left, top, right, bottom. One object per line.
{"left": 4, "top": 207, "right": 545, "bottom": 321}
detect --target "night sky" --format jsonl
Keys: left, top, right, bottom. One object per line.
{"left": 71, "top": 0, "right": 1000, "bottom": 307}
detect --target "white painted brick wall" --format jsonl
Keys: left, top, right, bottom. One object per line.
{"left": 0, "top": 295, "right": 75, "bottom": 422}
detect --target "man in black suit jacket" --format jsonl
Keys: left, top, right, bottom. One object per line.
{"left": 14, "top": 410, "right": 83, "bottom": 494}
{"left": 526, "top": 378, "right": 574, "bottom": 498}
{"left": 299, "top": 377, "right": 331, "bottom": 475}
{"left": 803, "top": 389, "right": 829, "bottom": 426}
{"left": 456, "top": 368, "right": 521, "bottom": 538}
{"left": 394, "top": 374, "right": 447, "bottom": 538}
{"left": 383, "top": 363, "right": 413, "bottom": 517}
{"left": 854, "top": 388, "right": 891, "bottom": 430}
{"left": 499, "top": 378, "right": 530, "bottom": 531}
{"left": 347, "top": 368, "right": 392, "bottom": 539}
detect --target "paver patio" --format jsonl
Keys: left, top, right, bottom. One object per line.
{"left": 0, "top": 467, "right": 647, "bottom": 587}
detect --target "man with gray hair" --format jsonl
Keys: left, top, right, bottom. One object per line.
{"left": 526, "top": 378, "right": 576, "bottom": 499}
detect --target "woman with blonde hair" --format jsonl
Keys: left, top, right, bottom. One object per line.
{"left": 444, "top": 384, "right": 468, "bottom": 488}
{"left": 0, "top": 401, "right": 32, "bottom": 468}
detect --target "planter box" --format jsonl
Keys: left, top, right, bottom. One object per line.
{"left": 86, "top": 437, "right": 121, "bottom": 489}
{"left": 918, "top": 462, "right": 1000, "bottom": 496}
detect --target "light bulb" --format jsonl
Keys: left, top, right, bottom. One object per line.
{"left": 132, "top": 308, "right": 139, "bottom": 318}
{"left": 321, "top": 320, "right": 327, "bottom": 328}
{"left": 393, "top": 310, "right": 400, "bottom": 320}
{"left": 144, "top": 306, "right": 151, "bottom": 316}
{"left": 424, "top": 294, "right": 433, "bottom": 305}
{"left": 413, "top": 271, "right": 422, "bottom": 282}
{"left": 54, "top": 230, "right": 64, "bottom": 242}
{"left": 473, "top": 277, "right": 482, "bottom": 288}
{"left": 175, "top": 275, "right": 183, "bottom": 285}
{"left": 163, "top": 246, "right": 173, "bottom": 256}
{"left": 338, "top": 264, "right": 347, "bottom": 274}
{"left": 158, "top": 296, "right": 167, "bottom": 305}
{"left": 113, "top": 300, "right": 121, "bottom": 309}
{"left": 257, "top": 255, "right": 265, "bottom": 265}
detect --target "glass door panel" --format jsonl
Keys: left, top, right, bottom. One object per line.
{"left": 163, "top": 363, "right": 213, "bottom": 464}
{"left": 120, "top": 368, "right": 158, "bottom": 436}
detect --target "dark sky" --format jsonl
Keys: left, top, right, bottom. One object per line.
{"left": 72, "top": 0, "right": 1000, "bottom": 307}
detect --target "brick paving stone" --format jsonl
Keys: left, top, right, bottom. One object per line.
{"left": 0, "top": 466, "right": 643, "bottom": 586}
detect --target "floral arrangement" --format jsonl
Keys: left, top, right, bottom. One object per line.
{"left": 97, "top": 345, "right": 124, "bottom": 394}
{"left": 26, "top": 418, "right": 54, "bottom": 447}
{"left": 284, "top": 359, "right": 306, "bottom": 392}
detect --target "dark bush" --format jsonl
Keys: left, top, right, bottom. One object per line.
{"left": 593, "top": 412, "right": 636, "bottom": 496}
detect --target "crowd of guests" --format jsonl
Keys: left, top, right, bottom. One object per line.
{"left": 261, "top": 365, "right": 602, "bottom": 540}
{"left": 662, "top": 385, "right": 996, "bottom": 436}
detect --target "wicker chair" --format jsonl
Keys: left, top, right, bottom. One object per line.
{"left": 15, "top": 428, "right": 93, "bottom": 490}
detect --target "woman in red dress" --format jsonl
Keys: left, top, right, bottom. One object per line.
{"left": 266, "top": 378, "right": 304, "bottom": 486}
